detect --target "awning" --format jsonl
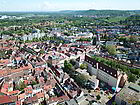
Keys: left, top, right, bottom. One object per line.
{"left": 112, "top": 87, "right": 116, "bottom": 91}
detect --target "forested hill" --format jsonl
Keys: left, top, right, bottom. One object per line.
{"left": 60, "top": 10, "right": 140, "bottom": 17}
{"left": 120, "top": 14, "right": 140, "bottom": 26}
{"left": 0, "top": 10, "right": 140, "bottom": 17}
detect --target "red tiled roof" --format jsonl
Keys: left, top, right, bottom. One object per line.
{"left": 24, "top": 96, "right": 38, "bottom": 104}
{"left": 48, "top": 95, "right": 69, "bottom": 103}
{"left": 36, "top": 92, "right": 44, "bottom": 99}
{"left": 18, "top": 93, "right": 25, "bottom": 100}
{"left": 24, "top": 86, "right": 33, "bottom": 94}
{"left": 16, "top": 101, "right": 21, "bottom": 105}
{"left": 8, "top": 90, "right": 20, "bottom": 95}
{"left": 24, "top": 80, "right": 28, "bottom": 85}
{"left": 0, "top": 65, "right": 32, "bottom": 77}
{"left": 35, "top": 67, "right": 45, "bottom": 71}
{"left": 0, "top": 96, "right": 17, "bottom": 104}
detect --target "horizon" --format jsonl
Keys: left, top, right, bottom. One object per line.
{"left": 0, "top": 0, "right": 140, "bottom": 12}
{"left": 0, "top": 9, "right": 140, "bottom": 13}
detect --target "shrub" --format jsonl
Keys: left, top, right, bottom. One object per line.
{"left": 96, "top": 95, "right": 101, "bottom": 100}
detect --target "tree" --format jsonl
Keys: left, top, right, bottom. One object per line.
{"left": 88, "top": 90, "right": 91, "bottom": 93}
{"left": 70, "top": 59, "right": 76, "bottom": 66}
{"left": 96, "top": 95, "right": 101, "bottom": 100}
{"left": 128, "top": 74, "right": 137, "bottom": 83}
{"left": 112, "top": 102, "right": 117, "bottom": 105}
{"left": 92, "top": 37, "right": 96, "bottom": 45}
{"left": 138, "top": 82, "right": 140, "bottom": 86}
{"left": 80, "top": 63, "right": 88, "bottom": 70}
{"left": 129, "top": 36, "right": 138, "bottom": 43}
{"left": 106, "top": 45, "right": 117, "bottom": 55}
{"left": 74, "top": 74, "right": 88, "bottom": 87}
{"left": 133, "top": 101, "right": 140, "bottom": 105}
{"left": 16, "top": 81, "right": 27, "bottom": 91}
{"left": 30, "top": 81, "right": 37, "bottom": 86}
{"left": 64, "top": 60, "right": 75, "bottom": 74}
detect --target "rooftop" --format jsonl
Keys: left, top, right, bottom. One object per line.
{"left": 0, "top": 96, "right": 17, "bottom": 104}
{"left": 116, "top": 83, "right": 140, "bottom": 104}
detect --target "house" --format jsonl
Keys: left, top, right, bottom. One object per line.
{"left": 115, "top": 83, "right": 140, "bottom": 105}
{"left": 24, "top": 96, "right": 38, "bottom": 105}
{"left": 44, "top": 83, "right": 53, "bottom": 93}
{"left": 24, "top": 86, "right": 33, "bottom": 99}
{"left": 61, "top": 99, "right": 79, "bottom": 105}
{"left": 128, "top": 50, "right": 140, "bottom": 62}
{"left": 8, "top": 90, "right": 20, "bottom": 96}
{"left": 32, "top": 84, "right": 43, "bottom": 95}
{"left": 84, "top": 55, "right": 126, "bottom": 90}
{"left": 0, "top": 95, "right": 17, "bottom": 105}
{"left": 76, "top": 32, "right": 93, "bottom": 39}
{"left": 36, "top": 92, "right": 44, "bottom": 103}
{"left": 47, "top": 95, "right": 69, "bottom": 105}
{"left": 106, "top": 41, "right": 117, "bottom": 46}
{"left": 18, "top": 93, "right": 25, "bottom": 105}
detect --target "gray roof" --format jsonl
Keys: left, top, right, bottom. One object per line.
{"left": 65, "top": 99, "right": 78, "bottom": 105}
{"left": 116, "top": 83, "right": 140, "bottom": 104}
{"left": 128, "top": 83, "right": 140, "bottom": 93}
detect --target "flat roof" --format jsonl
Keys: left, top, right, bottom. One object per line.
{"left": 116, "top": 83, "right": 140, "bottom": 104}
{"left": 128, "top": 83, "right": 140, "bottom": 93}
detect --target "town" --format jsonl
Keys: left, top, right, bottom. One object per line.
{"left": 0, "top": 10, "right": 140, "bottom": 105}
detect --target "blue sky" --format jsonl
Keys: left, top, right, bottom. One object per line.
{"left": 0, "top": 0, "right": 140, "bottom": 11}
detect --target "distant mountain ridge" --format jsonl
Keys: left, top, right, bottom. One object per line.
{"left": 59, "top": 9, "right": 140, "bottom": 17}
{"left": 0, "top": 10, "right": 140, "bottom": 17}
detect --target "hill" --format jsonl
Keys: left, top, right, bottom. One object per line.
{"left": 59, "top": 10, "right": 140, "bottom": 17}
{"left": 121, "top": 14, "right": 140, "bottom": 26}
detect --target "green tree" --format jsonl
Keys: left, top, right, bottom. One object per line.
{"left": 70, "top": 59, "right": 76, "bottom": 66}
{"left": 106, "top": 45, "right": 117, "bottom": 55}
{"left": 16, "top": 81, "right": 27, "bottom": 91}
{"left": 112, "top": 101, "right": 117, "bottom": 105}
{"left": 96, "top": 95, "right": 101, "bottom": 100}
{"left": 80, "top": 63, "right": 88, "bottom": 70}
{"left": 129, "top": 36, "right": 138, "bottom": 43}
{"left": 128, "top": 74, "right": 137, "bottom": 83}
{"left": 31, "top": 81, "right": 37, "bottom": 86}
{"left": 74, "top": 74, "right": 88, "bottom": 87}
{"left": 133, "top": 101, "right": 140, "bottom": 105}
{"left": 138, "top": 82, "right": 140, "bottom": 86}
{"left": 64, "top": 60, "right": 74, "bottom": 74}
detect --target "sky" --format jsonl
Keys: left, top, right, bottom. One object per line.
{"left": 0, "top": 0, "right": 140, "bottom": 12}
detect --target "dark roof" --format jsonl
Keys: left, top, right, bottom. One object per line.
{"left": 99, "top": 63, "right": 118, "bottom": 78}
{"left": 85, "top": 55, "right": 98, "bottom": 68}
{"left": 76, "top": 57, "right": 80, "bottom": 62}
{"left": 65, "top": 53, "right": 71, "bottom": 57}
{"left": 85, "top": 55, "right": 118, "bottom": 78}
